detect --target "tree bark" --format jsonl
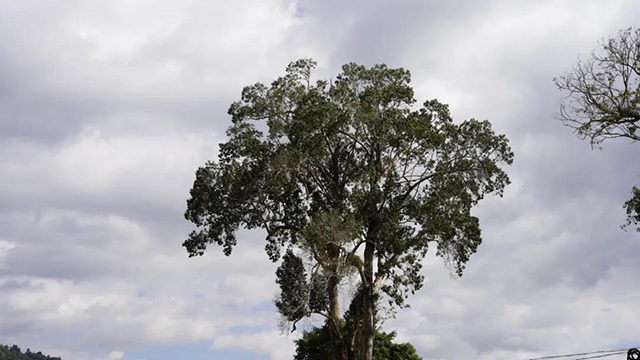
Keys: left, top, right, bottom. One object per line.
{"left": 328, "top": 274, "right": 349, "bottom": 360}
{"left": 361, "top": 240, "right": 375, "bottom": 360}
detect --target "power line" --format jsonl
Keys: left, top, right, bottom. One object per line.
{"left": 528, "top": 349, "right": 623, "bottom": 360}
{"left": 527, "top": 347, "right": 639, "bottom": 360}
{"left": 574, "top": 350, "right": 627, "bottom": 360}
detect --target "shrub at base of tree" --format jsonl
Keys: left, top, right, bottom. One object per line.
{"left": 294, "top": 322, "right": 422, "bottom": 360}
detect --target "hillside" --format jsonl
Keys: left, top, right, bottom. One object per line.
{"left": 0, "top": 345, "right": 61, "bottom": 360}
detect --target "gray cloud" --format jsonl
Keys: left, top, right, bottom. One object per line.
{"left": 2, "top": 0, "right": 640, "bottom": 359}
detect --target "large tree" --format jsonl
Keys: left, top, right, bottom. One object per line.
{"left": 184, "top": 59, "right": 513, "bottom": 360}
{"left": 554, "top": 27, "right": 640, "bottom": 231}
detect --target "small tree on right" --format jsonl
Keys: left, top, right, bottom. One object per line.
{"left": 554, "top": 27, "right": 640, "bottom": 231}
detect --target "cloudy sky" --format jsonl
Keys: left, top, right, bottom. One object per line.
{"left": 1, "top": 1, "right": 640, "bottom": 359}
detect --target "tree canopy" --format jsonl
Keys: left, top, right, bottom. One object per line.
{"left": 184, "top": 59, "right": 513, "bottom": 359}
{"left": 554, "top": 27, "right": 640, "bottom": 231}
{"left": 554, "top": 27, "right": 640, "bottom": 146}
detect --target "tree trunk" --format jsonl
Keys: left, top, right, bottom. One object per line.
{"left": 328, "top": 274, "right": 349, "bottom": 360}
{"left": 361, "top": 241, "right": 375, "bottom": 360}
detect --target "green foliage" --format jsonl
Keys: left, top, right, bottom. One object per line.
{"left": 185, "top": 59, "right": 512, "bottom": 273}
{"left": 276, "top": 250, "right": 310, "bottom": 323}
{"left": 294, "top": 323, "right": 335, "bottom": 360}
{"left": 184, "top": 59, "right": 512, "bottom": 358}
{"left": 275, "top": 250, "right": 329, "bottom": 326}
{"left": 624, "top": 186, "right": 640, "bottom": 232}
{"left": 294, "top": 323, "right": 422, "bottom": 360}
{"left": 0, "top": 344, "right": 62, "bottom": 360}
{"left": 373, "top": 331, "right": 421, "bottom": 360}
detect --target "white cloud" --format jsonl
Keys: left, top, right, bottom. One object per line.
{"left": 0, "top": 240, "right": 15, "bottom": 269}
{"left": 213, "top": 331, "right": 297, "bottom": 360}
{"left": 107, "top": 351, "right": 124, "bottom": 360}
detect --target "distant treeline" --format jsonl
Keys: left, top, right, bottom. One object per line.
{"left": 0, "top": 344, "right": 61, "bottom": 360}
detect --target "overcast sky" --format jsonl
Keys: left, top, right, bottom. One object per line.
{"left": 1, "top": 1, "right": 640, "bottom": 360}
